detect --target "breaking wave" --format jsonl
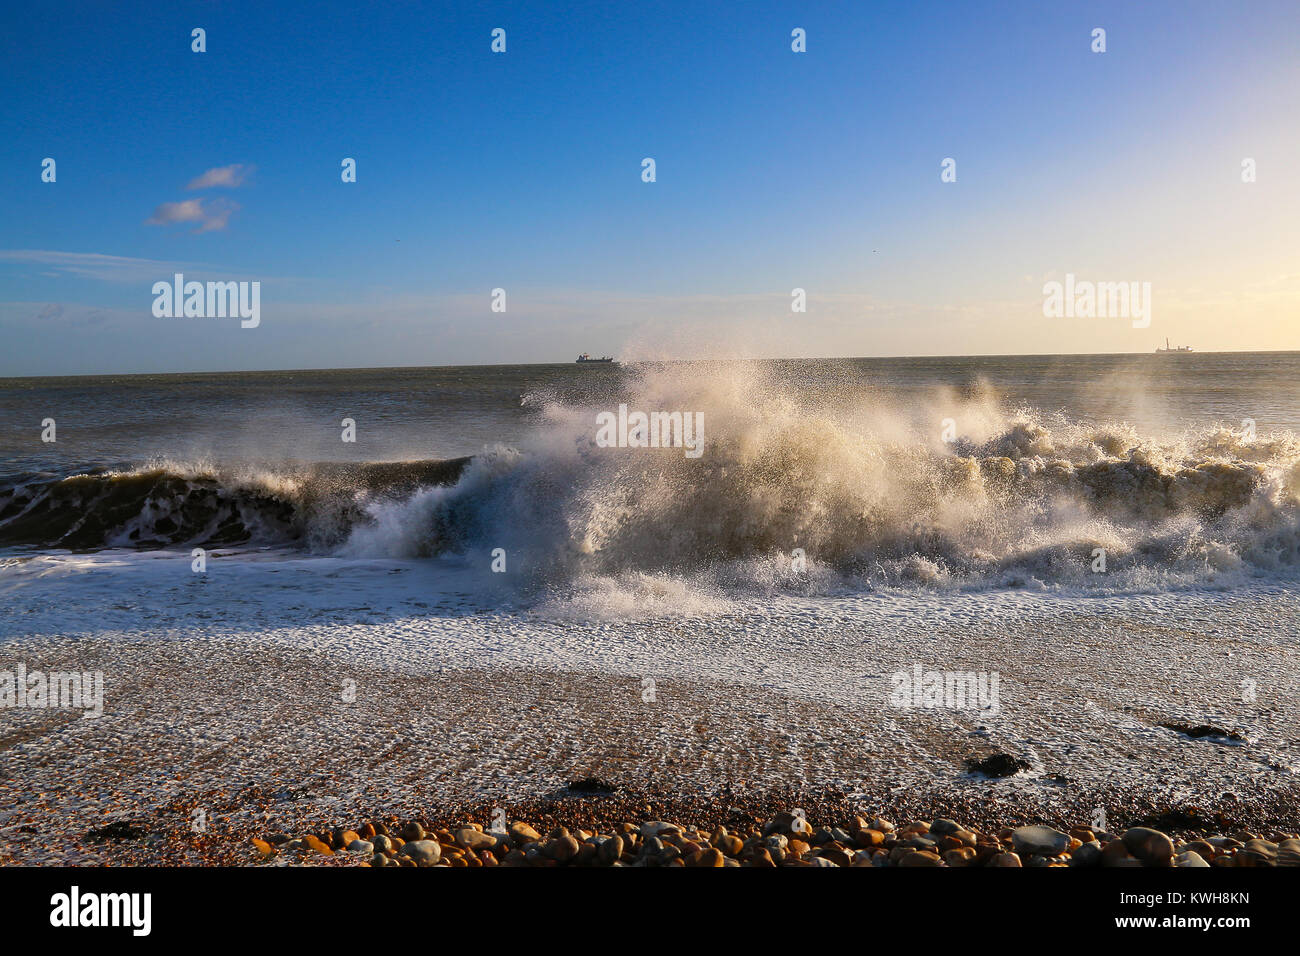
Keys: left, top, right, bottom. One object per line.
{"left": 0, "top": 459, "right": 469, "bottom": 550}
{"left": 4, "top": 361, "right": 1299, "bottom": 596}
{"left": 343, "top": 361, "right": 1300, "bottom": 594}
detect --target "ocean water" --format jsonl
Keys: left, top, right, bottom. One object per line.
{"left": 6, "top": 355, "right": 1300, "bottom": 816}
{"left": 1, "top": 353, "right": 1299, "bottom": 600}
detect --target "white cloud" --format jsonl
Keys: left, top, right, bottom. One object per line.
{"left": 145, "top": 198, "right": 239, "bottom": 232}
{"left": 145, "top": 199, "right": 205, "bottom": 225}
{"left": 186, "top": 164, "right": 252, "bottom": 189}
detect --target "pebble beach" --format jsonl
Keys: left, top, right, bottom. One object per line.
{"left": 2, "top": 618, "right": 1298, "bottom": 867}
{"left": 250, "top": 814, "right": 1300, "bottom": 868}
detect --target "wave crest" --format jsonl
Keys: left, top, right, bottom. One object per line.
{"left": 5, "top": 361, "right": 1298, "bottom": 595}
{"left": 359, "top": 361, "right": 1300, "bottom": 590}
{"left": 0, "top": 458, "right": 469, "bottom": 550}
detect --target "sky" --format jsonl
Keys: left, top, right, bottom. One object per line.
{"left": 1, "top": 0, "right": 1297, "bottom": 376}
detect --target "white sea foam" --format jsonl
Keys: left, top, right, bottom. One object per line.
{"left": 3, "top": 361, "right": 1298, "bottom": 613}
{"left": 338, "top": 361, "right": 1300, "bottom": 610}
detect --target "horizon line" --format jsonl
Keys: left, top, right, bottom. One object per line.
{"left": 3, "top": 347, "right": 1297, "bottom": 382}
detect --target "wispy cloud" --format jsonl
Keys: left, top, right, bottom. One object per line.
{"left": 0, "top": 250, "right": 257, "bottom": 283}
{"left": 186, "top": 164, "right": 252, "bottom": 190}
{"left": 192, "top": 199, "right": 238, "bottom": 233}
{"left": 0, "top": 250, "right": 186, "bottom": 281}
{"left": 145, "top": 197, "right": 239, "bottom": 233}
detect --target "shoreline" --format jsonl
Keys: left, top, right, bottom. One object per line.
{"left": 3, "top": 631, "right": 1299, "bottom": 865}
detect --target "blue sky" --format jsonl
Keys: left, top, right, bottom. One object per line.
{"left": 2, "top": 0, "right": 1297, "bottom": 375}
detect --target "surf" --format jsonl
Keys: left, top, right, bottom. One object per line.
{"left": 348, "top": 361, "right": 1300, "bottom": 593}
{"left": 3, "top": 361, "right": 1298, "bottom": 597}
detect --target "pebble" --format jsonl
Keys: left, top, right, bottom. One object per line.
{"left": 821, "top": 847, "right": 852, "bottom": 867}
{"left": 543, "top": 833, "right": 580, "bottom": 863}
{"left": 855, "top": 828, "right": 886, "bottom": 848}
{"left": 899, "top": 850, "right": 943, "bottom": 866}
{"left": 597, "top": 835, "right": 624, "bottom": 865}
{"left": 640, "top": 821, "right": 681, "bottom": 838}
{"left": 718, "top": 834, "right": 744, "bottom": 855}
{"left": 1236, "top": 840, "right": 1278, "bottom": 866}
{"left": 400, "top": 822, "right": 425, "bottom": 842}
{"left": 455, "top": 828, "right": 497, "bottom": 851}
{"left": 1101, "top": 841, "right": 1143, "bottom": 867}
{"left": 1011, "top": 825, "right": 1070, "bottom": 857}
{"left": 1278, "top": 839, "right": 1300, "bottom": 866}
{"left": 951, "top": 829, "right": 978, "bottom": 847}
{"left": 1121, "top": 827, "right": 1175, "bottom": 867}
{"left": 1070, "top": 843, "right": 1102, "bottom": 867}
{"left": 303, "top": 834, "right": 333, "bottom": 856}
{"left": 398, "top": 840, "right": 442, "bottom": 866}
{"left": 943, "top": 847, "right": 976, "bottom": 866}
{"left": 248, "top": 812, "right": 1296, "bottom": 869}
{"left": 765, "top": 811, "right": 810, "bottom": 836}
{"left": 510, "top": 822, "right": 542, "bottom": 845}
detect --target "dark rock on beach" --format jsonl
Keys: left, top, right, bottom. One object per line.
{"left": 964, "top": 753, "right": 1031, "bottom": 778}
{"left": 84, "top": 821, "right": 149, "bottom": 842}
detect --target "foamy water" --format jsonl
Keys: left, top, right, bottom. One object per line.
{"left": 3, "top": 357, "right": 1298, "bottom": 804}
{"left": 1, "top": 355, "right": 1298, "bottom": 616}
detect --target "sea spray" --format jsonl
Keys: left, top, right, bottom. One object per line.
{"left": 364, "top": 360, "right": 1300, "bottom": 597}
{"left": 3, "top": 362, "right": 1298, "bottom": 597}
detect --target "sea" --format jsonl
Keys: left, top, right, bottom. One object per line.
{"left": 3, "top": 352, "right": 1299, "bottom": 801}
{"left": 1, "top": 353, "right": 1298, "bottom": 592}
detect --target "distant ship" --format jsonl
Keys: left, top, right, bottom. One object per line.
{"left": 575, "top": 353, "right": 614, "bottom": 363}
{"left": 1155, "top": 338, "right": 1193, "bottom": 353}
